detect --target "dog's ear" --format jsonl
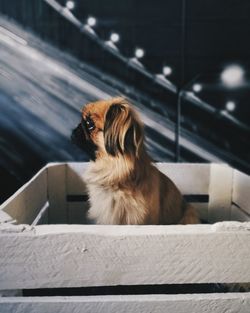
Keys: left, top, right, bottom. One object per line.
{"left": 104, "top": 102, "right": 143, "bottom": 157}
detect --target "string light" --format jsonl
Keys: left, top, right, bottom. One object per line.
{"left": 192, "top": 83, "right": 202, "bottom": 93}
{"left": 135, "top": 48, "right": 144, "bottom": 59}
{"left": 87, "top": 16, "right": 97, "bottom": 27}
{"left": 221, "top": 65, "right": 244, "bottom": 87}
{"left": 110, "top": 33, "right": 120, "bottom": 43}
{"left": 65, "top": 1, "right": 75, "bottom": 10}
{"left": 163, "top": 66, "right": 172, "bottom": 76}
{"left": 225, "top": 101, "right": 236, "bottom": 112}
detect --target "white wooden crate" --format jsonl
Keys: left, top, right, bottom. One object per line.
{"left": 0, "top": 162, "right": 250, "bottom": 313}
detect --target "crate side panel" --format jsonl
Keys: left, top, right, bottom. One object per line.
{"left": 1, "top": 223, "right": 250, "bottom": 289}
{"left": 1, "top": 293, "right": 250, "bottom": 313}
{"left": 156, "top": 163, "right": 210, "bottom": 195}
{"left": 208, "top": 164, "right": 233, "bottom": 223}
{"left": 231, "top": 205, "right": 250, "bottom": 222}
{"left": 66, "top": 163, "right": 89, "bottom": 223}
{"left": 66, "top": 163, "right": 89, "bottom": 195}
{"left": 0, "top": 168, "right": 47, "bottom": 224}
{"left": 47, "top": 164, "right": 67, "bottom": 224}
{"left": 232, "top": 170, "right": 250, "bottom": 215}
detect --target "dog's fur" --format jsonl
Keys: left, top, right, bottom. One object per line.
{"left": 71, "top": 97, "right": 199, "bottom": 225}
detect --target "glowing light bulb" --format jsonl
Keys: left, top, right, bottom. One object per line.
{"left": 221, "top": 65, "right": 244, "bottom": 87}
{"left": 226, "top": 101, "right": 236, "bottom": 112}
{"left": 66, "top": 1, "right": 75, "bottom": 10}
{"left": 163, "top": 66, "right": 172, "bottom": 76}
{"left": 192, "top": 83, "right": 202, "bottom": 93}
{"left": 87, "top": 16, "right": 97, "bottom": 27}
{"left": 135, "top": 48, "right": 144, "bottom": 59}
{"left": 110, "top": 33, "right": 120, "bottom": 43}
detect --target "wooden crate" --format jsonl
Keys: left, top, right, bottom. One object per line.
{"left": 0, "top": 162, "right": 250, "bottom": 313}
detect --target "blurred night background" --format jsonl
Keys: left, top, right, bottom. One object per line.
{"left": 0, "top": 0, "right": 249, "bottom": 204}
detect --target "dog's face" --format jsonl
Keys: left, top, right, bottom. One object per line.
{"left": 71, "top": 97, "right": 144, "bottom": 161}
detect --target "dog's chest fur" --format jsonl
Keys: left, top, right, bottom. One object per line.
{"left": 85, "top": 161, "right": 147, "bottom": 225}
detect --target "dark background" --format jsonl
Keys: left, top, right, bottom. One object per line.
{"left": 2, "top": 0, "right": 250, "bottom": 84}
{"left": 0, "top": 0, "right": 249, "bottom": 203}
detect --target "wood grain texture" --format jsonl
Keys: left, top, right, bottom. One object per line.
{"left": 0, "top": 222, "right": 250, "bottom": 289}
{"left": 208, "top": 164, "right": 233, "bottom": 222}
{"left": 233, "top": 170, "right": 250, "bottom": 215}
{"left": 0, "top": 167, "right": 47, "bottom": 224}
{"left": 1, "top": 293, "right": 250, "bottom": 313}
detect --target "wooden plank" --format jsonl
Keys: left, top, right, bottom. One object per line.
{"left": 231, "top": 204, "right": 250, "bottom": 222}
{"left": 208, "top": 164, "right": 233, "bottom": 222}
{"left": 0, "top": 210, "right": 15, "bottom": 223}
{"left": 31, "top": 202, "right": 49, "bottom": 226}
{"left": 0, "top": 167, "right": 47, "bottom": 224}
{"left": 0, "top": 223, "right": 250, "bottom": 289}
{"left": 232, "top": 170, "right": 250, "bottom": 215}
{"left": 47, "top": 163, "right": 67, "bottom": 224}
{"left": 0, "top": 290, "right": 22, "bottom": 297}
{"left": 0, "top": 293, "right": 250, "bottom": 313}
{"left": 66, "top": 163, "right": 89, "bottom": 224}
{"left": 156, "top": 163, "right": 210, "bottom": 195}
{"left": 66, "top": 163, "right": 89, "bottom": 195}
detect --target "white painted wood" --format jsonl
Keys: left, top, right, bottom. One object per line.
{"left": 156, "top": 163, "right": 210, "bottom": 195}
{"left": 66, "top": 163, "right": 89, "bottom": 195}
{"left": 232, "top": 170, "right": 250, "bottom": 215}
{"left": 31, "top": 202, "right": 49, "bottom": 226}
{"left": 231, "top": 205, "right": 250, "bottom": 222}
{"left": 208, "top": 164, "right": 233, "bottom": 222}
{"left": 0, "top": 167, "right": 47, "bottom": 224}
{"left": 0, "top": 222, "right": 250, "bottom": 289}
{"left": 1, "top": 293, "right": 250, "bottom": 313}
{"left": 47, "top": 163, "right": 67, "bottom": 224}
{"left": 0, "top": 290, "right": 22, "bottom": 297}
{"left": 66, "top": 163, "right": 89, "bottom": 223}
{"left": 0, "top": 210, "right": 15, "bottom": 224}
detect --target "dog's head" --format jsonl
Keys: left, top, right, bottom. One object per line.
{"left": 71, "top": 97, "right": 144, "bottom": 160}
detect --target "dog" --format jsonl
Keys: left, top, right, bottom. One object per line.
{"left": 71, "top": 97, "right": 199, "bottom": 225}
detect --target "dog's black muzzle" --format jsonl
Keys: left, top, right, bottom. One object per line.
{"left": 71, "top": 123, "right": 97, "bottom": 160}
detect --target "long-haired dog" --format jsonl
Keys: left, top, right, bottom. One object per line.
{"left": 71, "top": 97, "right": 199, "bottom": 225}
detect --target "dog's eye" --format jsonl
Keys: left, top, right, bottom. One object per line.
{"left": 85, "top": 117, "right": 95, "bottom": 131}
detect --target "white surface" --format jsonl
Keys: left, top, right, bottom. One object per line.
{"left": 1, "top": 293, "right": 250, "bottom": 313}
{"left": 156, "top": 163, "right": 210, "bottom": 195}
{"left": 47, "top": 163, "right": 67, "bottom": 224}
{"left": 233, "top": 170, "right": 250, "bottom": 215}
{"left": 208, "top": 164, "right": 233, "bottom": 222}
{"left": 0, "top": 167, "right": 47, "bottom": 224}
{"left": 0, "top": 222, "right": 250, "bottom": 289}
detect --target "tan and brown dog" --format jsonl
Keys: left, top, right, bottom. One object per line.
{"left": 71, "top": 97, "right": 199, "bottom": 225}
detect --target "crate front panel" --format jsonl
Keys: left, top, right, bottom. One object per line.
{"left": 1, "top": 293, "right": 250, "bottom": 313}
{"left": 0, "top": 223, "right": 250, "bottom": 290}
